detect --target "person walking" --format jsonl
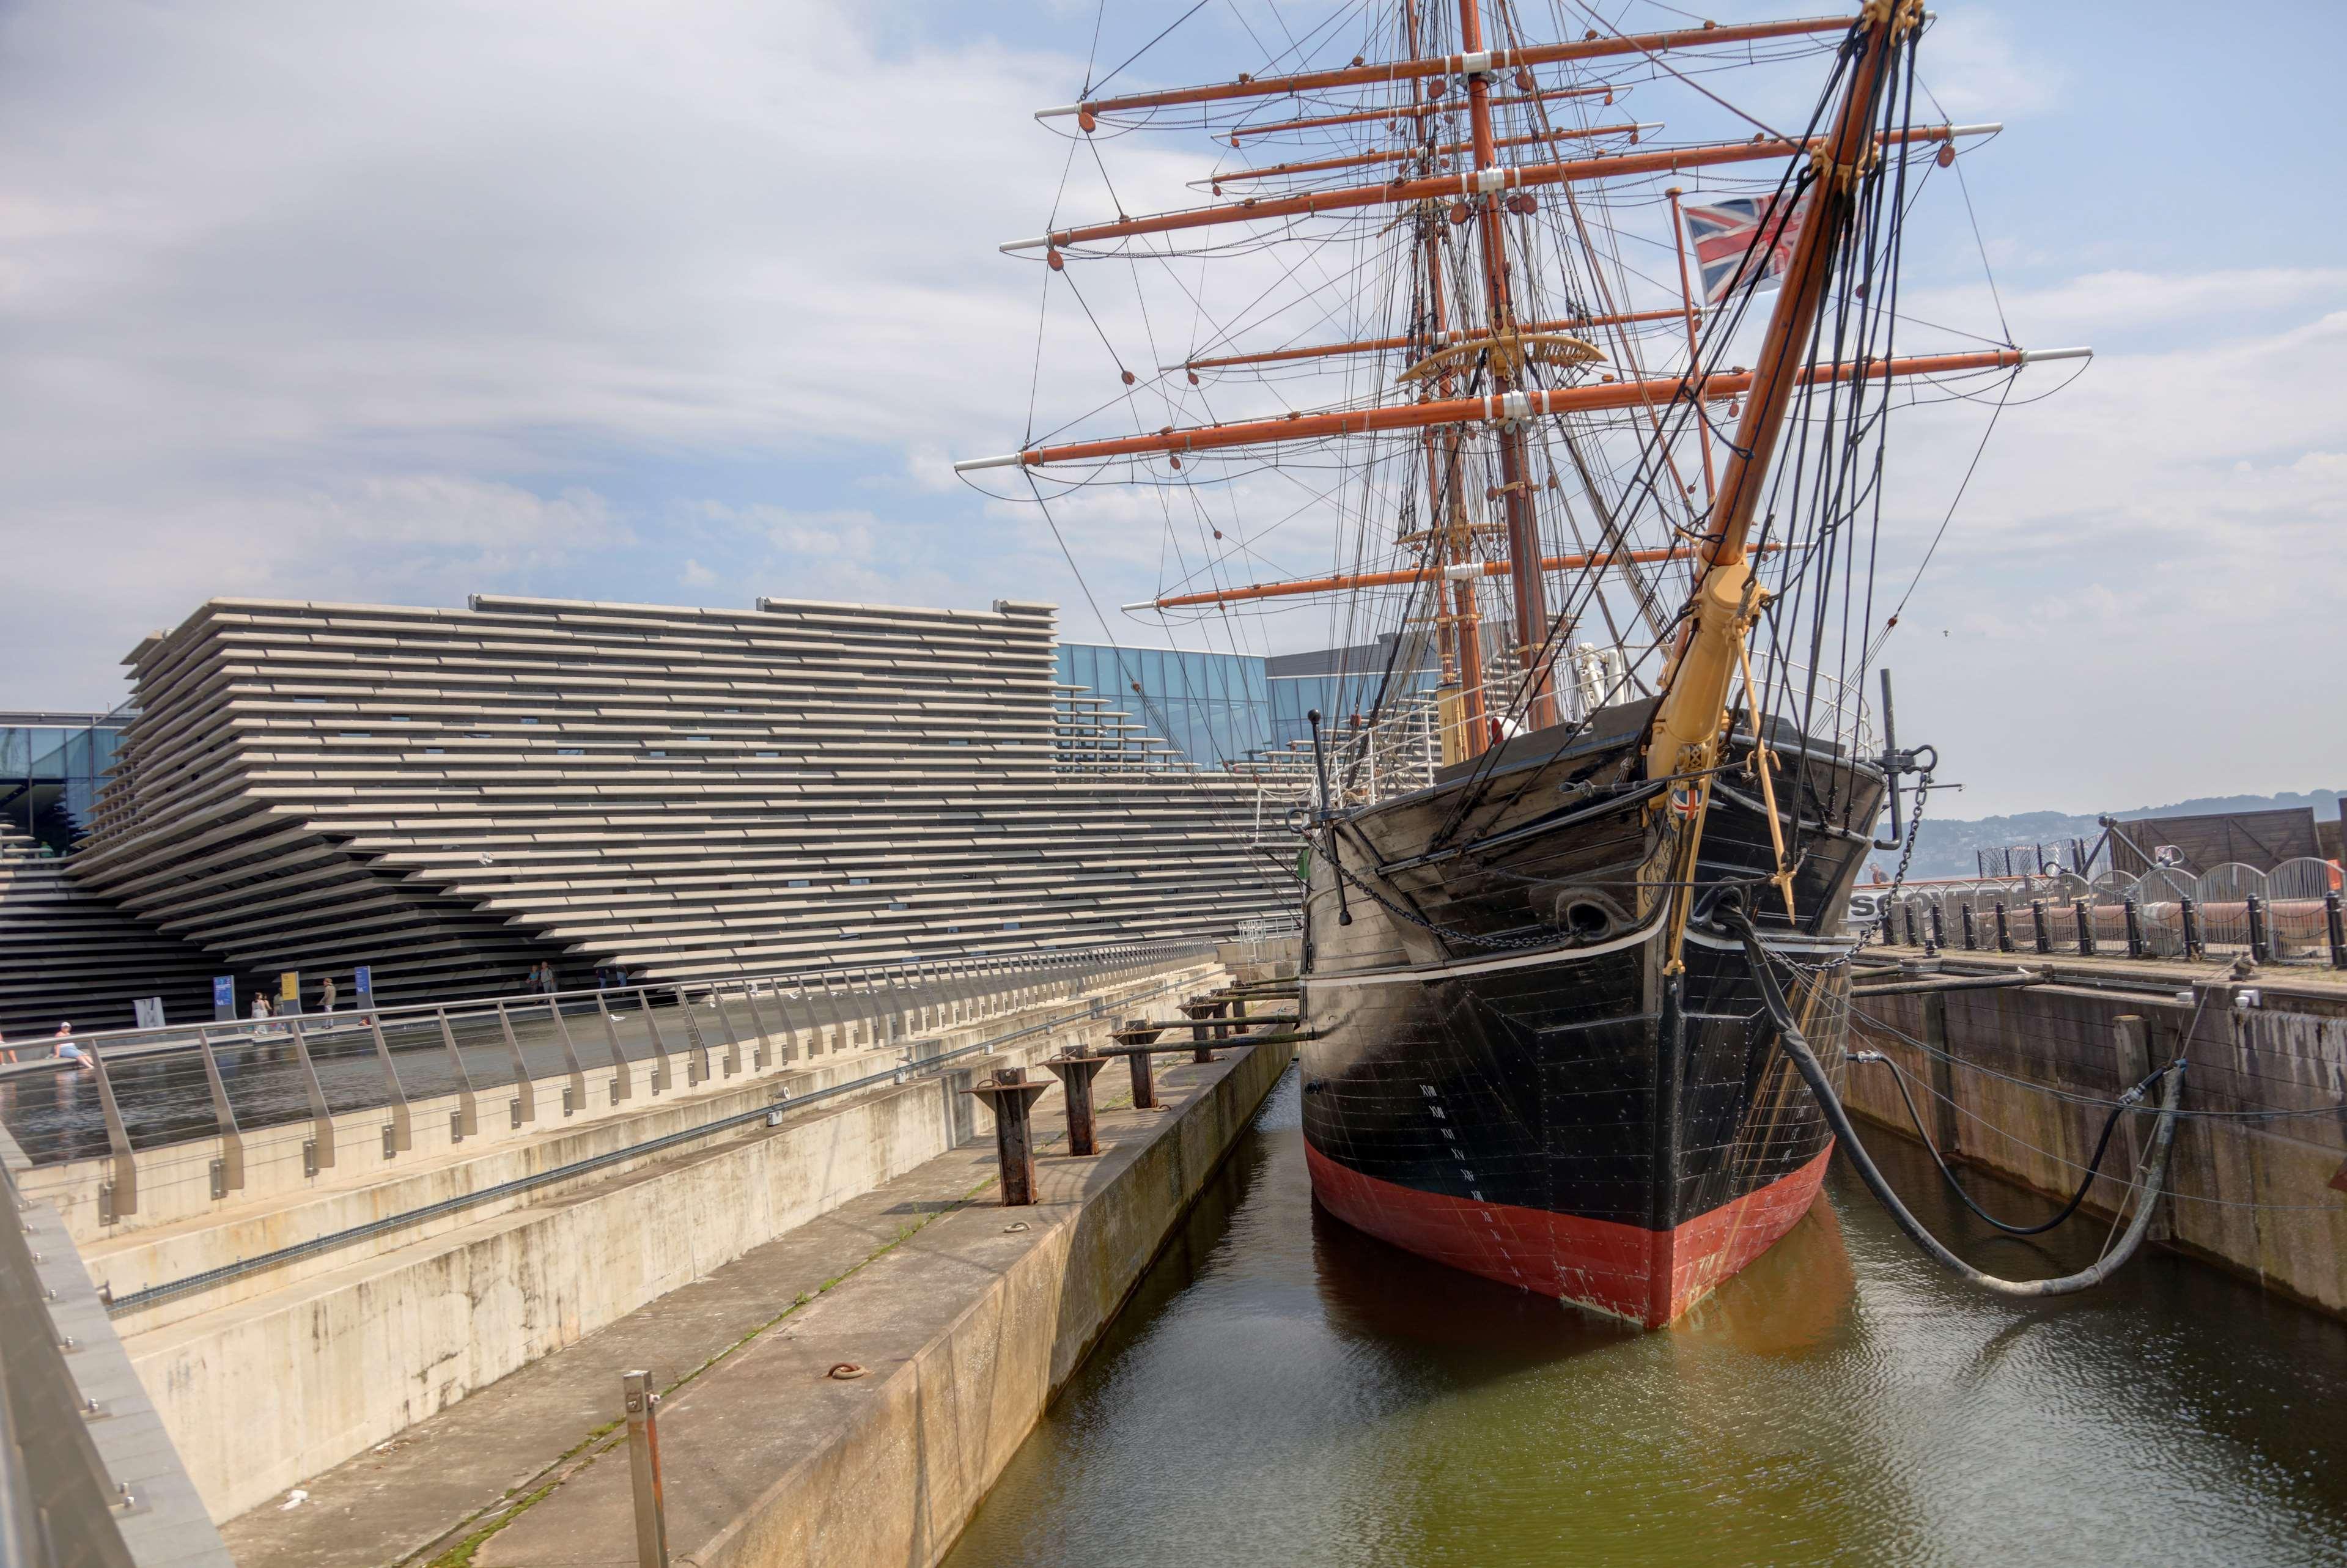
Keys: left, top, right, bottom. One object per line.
{"left": 319, "top": 973, "right": 339, "bottom": 1013}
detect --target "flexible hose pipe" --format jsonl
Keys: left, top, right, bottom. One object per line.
{"left": 1726, "top": 908, "right": 2185, "bottom": 1299}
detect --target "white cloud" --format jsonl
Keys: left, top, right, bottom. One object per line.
{"left": 1915, "top": 11, "right": 2067, "bottom": 119}
{"left": 0, "top": 0, "right": 1113, "bottom": 704}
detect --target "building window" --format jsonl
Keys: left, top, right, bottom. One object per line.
{"left": 787, "top": 878, "right": 810, "bottom": 888}
{"left": 558, "top": 748, "right": 583, "bottom": 756}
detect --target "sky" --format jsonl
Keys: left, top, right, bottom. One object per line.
{"left": 2, "top": 0, "right": 2341, "bottom": 819}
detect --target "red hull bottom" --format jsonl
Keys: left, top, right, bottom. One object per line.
{"left": 1304, "top": 1141, "right": 1835, "bottom": 1328}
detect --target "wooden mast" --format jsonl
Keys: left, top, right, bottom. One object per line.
{"left": 1641, "top": 0, "right": 1925, "bottom": 973}
{"left": 1405, "top": 0, "right": 1491, "bottom": 764}
{"left": 1648, "top": 0, "right": 1925, "bottom": 787}
{"left": 1174, "top": 306, "right": 1690, "bottom": 373}
{"left": 954, "top": 347, "right": 2064, "bottom": 471}
{"left": 1458, "top": 0, "right": 1557, "bottom": 731}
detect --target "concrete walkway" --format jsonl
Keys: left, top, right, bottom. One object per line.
{"left": 221, "top": 1053, "right": 1220, "bottom": 1568}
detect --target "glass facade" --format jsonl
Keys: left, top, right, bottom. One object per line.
{"left": 1265, "top": 635, "right": 1440, "bottom": 754}
{"left": 1056, "top": 636, "right": 1438, "bottom": 771}
{"left": 0, "top": 709, "right": 129, "bottom": 854}
{"left": 1055, "top": 644, "right": 1272, "bottom": 770}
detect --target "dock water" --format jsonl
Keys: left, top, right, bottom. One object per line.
{"left": 942, "top": 1070, "right": 2347, "bottom": 1568}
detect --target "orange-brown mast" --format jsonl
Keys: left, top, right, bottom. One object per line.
{"left": 954, "top": 348, "right": 2067, "bottom": 471}
{"left": 1176, "top": 306, "right": 1691, "bottom": 372}
{"left": 1225, "top": 82, "right": 1615, "bottom": 144}
{"left": 1456, "top": 0, "right": 1558, "bottom": 730}
{"left": 1126, "top": 543, "right": 1777, "bottom": 611}
{"left": 1002, "top": 125, "right": 1991, "bottom": 256}
{"left": 1404, "top": 0, "right": 1490, "bottom": 760}
{"left": 1039, "top": 15, "right": 1853, "bottom": 121}
{"left": 1212, "top": 123, "right": 1651, "bottom": 185}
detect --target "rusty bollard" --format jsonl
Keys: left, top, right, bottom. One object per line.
{"left": 1180, "top": 999, "right": 1223, "bottom": 1064}
{"left": 1112, "top": 1019, "right": 1163, "bottom": 1109}
{"left": 962, "top": 1066, "right": 1052, "bottom": 1205}
{"left": 1042, "top": 1050, "right": 1112, "bottom": 1156}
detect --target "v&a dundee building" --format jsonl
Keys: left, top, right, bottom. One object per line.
{"left": 1, "top": 593, "right": 1423, "bottom": 1032}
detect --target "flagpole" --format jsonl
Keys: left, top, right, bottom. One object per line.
{"left": 1664, "top": 186, "right": 1719, "bottom": 506}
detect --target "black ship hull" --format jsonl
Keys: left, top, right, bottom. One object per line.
{"left": 1299, "top": 701, "right": 1882, "bottom": 1327}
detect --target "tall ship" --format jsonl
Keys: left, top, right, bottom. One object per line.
{"left": 959, "top": 2, "right": 2085, "bottom": 1325}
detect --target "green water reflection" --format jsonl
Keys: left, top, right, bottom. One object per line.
{"left": 943, "top": 1069, "right": 2347, "bottom": 1567}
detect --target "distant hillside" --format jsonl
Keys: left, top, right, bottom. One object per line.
{"left": 1871, "top": 790, "right": 2345, "bottom": 880}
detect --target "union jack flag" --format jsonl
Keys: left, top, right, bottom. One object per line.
{"left": 1681, "top": 191, "right": 1813, "bottom": 308}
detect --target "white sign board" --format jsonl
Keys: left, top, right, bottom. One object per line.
{"left": 133, "top": 996, "right": 166, "bottom": 1030}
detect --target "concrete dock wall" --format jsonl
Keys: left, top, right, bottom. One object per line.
{"left": 1846, "top": 958, "right": 2347, "bottom": 1315}
{"left": 473, "top": 1030, "right": 1293, "bottom": 1568}
{"left": 104, "top": 965, "right": 1220, "bottom": 1523}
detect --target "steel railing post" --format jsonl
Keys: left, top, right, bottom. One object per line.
{"left": 632, "top": 989, "right": 674, "bottom": 1092}
{"left": 84, "top": 1037, "right": 139, "bottom": 1218}
{"left": 194, "top": 1026, "right": 246, "bottom": 1197}
{"left": 282, "top": 1017, "right": 338, "bottom": 1173}
{"left": 547, "top": 998, "right": 590, "bottom": 1116}
{"left": 367, "top": 1014, "right": 413, "bottom": 1154}
{"left": 735, "top": 982, "right": 774, "bottom": 1070}
{"left": 622, "top": 1370, "right": 669, "bottom": 1568}
{"left": 495, "top": 1004, "right": 536, "bottom": 1125}
{"left": 765, "top": 987, "right": 805, "bottom": 1066}
{"left": 594, "top": 995, "right": 636, "bottom": 1102}
{"left": 707, "top": 987, "right": 745, "bottom": 1077}
{"left": 433, "top": 1010, "right": 480, "bottom": 1141}
{"left": 673, "top": 987, "right": 710, "bottom": 1085}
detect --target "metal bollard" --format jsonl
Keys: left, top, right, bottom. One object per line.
{"left": 2327, "top": 892, "right": 2346, "bottom": 970}
{"left": 1959, "top": 906, "right": 1978, "bottom": 952}
{"left": 1993, "top": 900, "right": 2014, "bottom": 954}
{"left": 2029, "top": 899, "right": 2052, "bottom": 955}
{"left": 2076, "top": 900, "right": 2096, "bottom": 957}
{"left": 2124, "top": 897, "right": 2145, "bottom": 959}
{"left": 2179, "top": 895, "right": 2203, "bottom": 959}
{"left": 1928, "top": 905, "right": 1945, "bottom": 952}
{"left": 1903, "top": 905, "right": 1920, "bottom": 947}
{"left": 1042, "top": 1051, "right": 1111, "bottom": 1157}
{"left": 1181, "top": 1000, "right": 1221, "bottom": 1064}
{"left": 962, "top": 1067, "right": 1050, "bottom": 1205}
{"left": 2246, "top": 894, "right": 2271, "bottom": 965}
{"left": 1115, "top": 1020, "right": 1162, "bottom": 1109}
{"left": 624, "top": 1370, "right": 669, "bottom": 1567}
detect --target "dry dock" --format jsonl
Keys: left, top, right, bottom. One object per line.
{"left": 1849, "top": 941, "right": 2347, "bottom": 1314}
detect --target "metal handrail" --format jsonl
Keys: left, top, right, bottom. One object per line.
{"left": 6, "top": 939, "right": 1224, "bottom": 1212}
{"left": 1, "top": 936, "right": 1218, "bottom": 1062}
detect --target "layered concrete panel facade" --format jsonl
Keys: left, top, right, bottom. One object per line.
{"left": 0, "top": 825, "right": 222, "bottom": 1036}
{"left": 64, "top": 594, "right": 1285, "bottom": 1003}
